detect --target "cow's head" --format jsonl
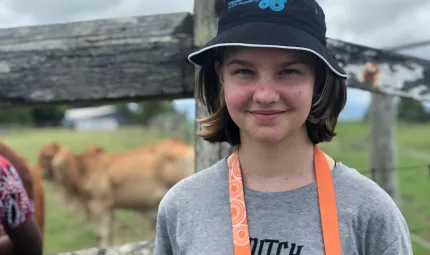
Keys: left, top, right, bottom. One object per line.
{"left": 38, "top": 142, "right": 60, "bottom": 180}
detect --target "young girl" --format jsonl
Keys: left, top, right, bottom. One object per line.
{"left": 155, "top": 0, "right": 413, "bottom": 254}
{"left": 0, "top": 155, "right": 42, "bottom": 255}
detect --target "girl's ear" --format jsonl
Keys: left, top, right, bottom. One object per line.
{"left": 214, "top": 61, "right": 224, "bottom": 85}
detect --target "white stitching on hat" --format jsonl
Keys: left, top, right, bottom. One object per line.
{"left": 188, "top": 43, "right": 348, "bottom": 78}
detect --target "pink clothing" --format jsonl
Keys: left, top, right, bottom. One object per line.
{"left": 0, "top": 155, "right": 34, "bottom": 229}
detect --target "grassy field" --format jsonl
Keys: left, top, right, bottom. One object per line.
{"left": 0, "top": 121, "right": 429, "bottom": 254}
{"left": 0, "top": 125, "right": 193, "bottom": 254}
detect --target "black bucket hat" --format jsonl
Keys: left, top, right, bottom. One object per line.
{"left": 188, "top": 0, "right": 347, "bottom": 79}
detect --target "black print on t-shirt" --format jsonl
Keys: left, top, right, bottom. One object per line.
{"left": 250, "top": 237, "right": 303, "bottom": 255}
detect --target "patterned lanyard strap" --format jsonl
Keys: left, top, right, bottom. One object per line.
{"left": 228, "top": 144, "right": 341, "bottom": 255}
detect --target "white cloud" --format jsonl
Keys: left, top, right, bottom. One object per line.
{"left": 0, "top": 0, "right": 194, "bottom": 27}
{"left": 320, "top": 0, "right": 430, "bottom": 59}
{"left": 0, "top": 2, "right": 34, "bottom": 28}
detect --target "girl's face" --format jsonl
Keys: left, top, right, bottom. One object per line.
{"left": 215, "top": 46, "right": 317, "bottom": 145}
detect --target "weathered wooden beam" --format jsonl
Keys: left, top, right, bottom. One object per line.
{"left": 0, "top": 12, "right": 429, "bottom": 110}
{"left": 327, "top": 38, "right": 430, "bottom": 102}
{"left": 0, "top": 12, "right": 194, "bottom": 108}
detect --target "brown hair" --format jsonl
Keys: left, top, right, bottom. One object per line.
{"left": 195, "top": 47, "right": 347, "bottom": 146}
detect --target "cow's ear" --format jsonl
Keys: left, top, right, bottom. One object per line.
{"left": 88, "top": 146, "right": 104, "bottom": 154}
{"left": 95, "top": 147, "right": 104, "bottom": 153}
{"left": 50, "top": 142, "right": 60, "bottom": 151}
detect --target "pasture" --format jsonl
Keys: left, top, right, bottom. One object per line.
{"left": 0, "top": 121, "right": 429, "bottom": 254}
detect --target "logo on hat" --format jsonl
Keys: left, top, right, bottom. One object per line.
{"left": 228, "top": 0, "right": 288, "bottom": 12}
{"left": 259, "top": 0, "right": 288, "bottom": 11}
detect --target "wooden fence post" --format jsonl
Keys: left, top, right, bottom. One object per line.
{"left": 193, "top": 0, "right": 231, "bottom": 173}
{"left": 369, "top": 92, "right": 399, "bottom": 206}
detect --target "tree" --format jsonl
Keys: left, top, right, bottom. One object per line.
{"left": 32, "top": 106, "right": 68, "bottom": 126}
{"left": 0, "top": 108, "right": 33, "bottom": 124}
{"left": 117, "top": 100, "right": 176, "bottom": 124}
{"left": 397, "top": 97, "right": 430, "bottom": 123}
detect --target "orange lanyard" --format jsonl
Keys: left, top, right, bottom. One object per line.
{"left": 228, "top": 144, "right": 341, "bottom": 255}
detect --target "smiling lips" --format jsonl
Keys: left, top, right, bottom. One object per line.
{"left": 248, "top": 110, "right": 286, "bottom": 121}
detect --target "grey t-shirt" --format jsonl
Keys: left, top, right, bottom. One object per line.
{"left": 155, "top": 158, "right": 413, "bottom": 255}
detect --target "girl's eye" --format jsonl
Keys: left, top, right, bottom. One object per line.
{"left": 280, "top": 69, "right": 300, "bottom": 75}
{"left": 232, "top": 69, "right": 254, "bottom": 76}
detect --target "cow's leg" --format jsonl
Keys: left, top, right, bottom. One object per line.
{"left": 88, "top": 197, "right": 114, "bottom": 248}
{"left": 84, "top": 205, "right": 92, "bottom": 223}
{"left": 144, "top": 208, "right": 159, "bottom": 230}
{"left": 78, "top": 196, "right": 92, "bottom": 223}
{"left": 99, "top": 209, "right": 114, "bottom": 248}
{"left": 107, "top": 209, "right": 114, "bottom": 245}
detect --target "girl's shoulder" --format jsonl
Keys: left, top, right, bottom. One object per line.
{"left": 334, "top": 162, "right": 412, "bottom": 253}
{"left": 334, "top": 163, "right": 394, "bottom": 202}
{"left": 158, "top": 157, "right": 228, "bottom": 212}
{"left": 334, "top": 162, "right": 394, "bottom": 199}
{"left": 333, "top": 162, "right": 405, "bottom": 220}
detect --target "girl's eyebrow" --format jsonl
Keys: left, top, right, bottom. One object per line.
{"left": 278, "top": 60, "right": 310, "bottom": 67}
{"left": 225, "top": 59, "right": 253, "bottom": 67}
{"left": 225, "top": 59, "right": 310, "bottom": 68}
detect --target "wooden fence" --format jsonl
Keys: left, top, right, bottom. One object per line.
{"left": 0, "top": 0, "right": 429, "bottom": 254}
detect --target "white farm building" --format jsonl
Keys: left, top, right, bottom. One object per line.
{"left": 63, "top": 105, "right": 120, "bottom": 132}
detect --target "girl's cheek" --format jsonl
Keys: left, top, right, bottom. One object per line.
{"left": 281, "top": 85, "right": 312, "bottom": 103}
{"left": 225, "top": 86, "right": 253, "bottom": 106}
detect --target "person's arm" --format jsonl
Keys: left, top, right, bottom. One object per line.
{"left": 0, "top": 235, "right": 14, "bottom": 255}
{"left": 362, "top": 194, "right": 413, "bottom": 255}
{"left": 0, "top": 156, "right": 43, "bottom": 255}
{"left": 4, "top": 218, "right": 43, "bottom": 255}
{"left": 380, "top": 236, "right": 413, "bottom": 255}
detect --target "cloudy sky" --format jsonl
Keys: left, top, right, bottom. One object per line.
{"left": 1, "top": 0, "right": 429, "bottom": 118}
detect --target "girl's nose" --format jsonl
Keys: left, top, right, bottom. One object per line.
{"left": 252, "top": 86, "right": 280, "bottom": 104}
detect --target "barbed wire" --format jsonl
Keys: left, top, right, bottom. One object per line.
{"left": 410, "top": 227, "right": 430, "bottom": 234}
{"left": 329, "top": 147, "right": 430, "bottom": 244}
{"left": 360, "top": 164, "right": 430, "bottom": 175}
{"left": 322, "top": 142, "right": 430, "bottom": 176}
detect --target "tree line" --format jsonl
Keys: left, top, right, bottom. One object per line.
{"left": 1, "top": 97, "right": 427, "bottom": 126}
{"left": 396, "top": 97, "right": 430, "bottom": 123}
{"left": 0, "top": 100, "right": 178, "bottom": 127}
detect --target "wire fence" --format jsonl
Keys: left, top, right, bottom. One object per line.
{"left": 362, "top": 164, "right": 430, "bottom": 175}
{"left": 331, "top": 144, "right": 430, "bottom": 249}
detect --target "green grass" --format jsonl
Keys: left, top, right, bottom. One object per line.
{"left": 0, "top": 126, "right": 194, "bottom": 254}
{"left": 320, "top": 120, "right": 430, "bottom": 254}
{"left": 1, "top": 121, "right": 429, "bottom": 254}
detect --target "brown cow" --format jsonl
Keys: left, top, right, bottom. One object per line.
{"left": 0, "top": 142, "right": 45, "bottom": 240}
{"left": 38, "top": 142, "right": 60, "bottom": 181}
{"left": 38, "top": 142, "right": 91, "bottom": 220}
{"left": 77, "top": 138, "right": 195, "bottom": 247}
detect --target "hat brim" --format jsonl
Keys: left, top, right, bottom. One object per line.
{"left": 188, "top": 22, "right": 347, "bottom": 79}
